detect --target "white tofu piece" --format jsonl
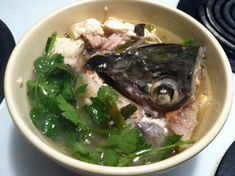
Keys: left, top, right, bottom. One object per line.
{"left": 71, "top": 18, "right": 104, "bottom": 39}
{"left": 53, "top": 37, "right": 84, "bottom": 67}
{"left": 103, "top": 17, "right": 161, "bottom": 43}
{"left": 104, "top": 17, "right": 136, "bottom": 36}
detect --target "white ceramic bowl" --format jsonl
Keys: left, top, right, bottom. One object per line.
{"left": 4, "top": 0, "right": 233, "bottom": 175}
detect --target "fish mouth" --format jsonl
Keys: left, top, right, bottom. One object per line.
{"left": 85, "top": 43, "right": 205, "bottom": 112}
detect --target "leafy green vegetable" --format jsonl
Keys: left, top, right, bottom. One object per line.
{"left": 117, "top": 135, "right": 194, "bottom": 166}
{"left": 103, "top": 97, "right": 126, "bottom": 129}
{"left": 56, "top": 95, "right": 85, "bottom": 129}
{"left": 181, "top": 38, "right": 193, "bottom": 46}
{"left": 43, "top": 61, "right": 75, "bottom": 77}
{"left": 33, "top": 54, "right": 72, "bottom": 75}
{"left": 45, "top": 32, "right": 57, "bottom": 56}
{"left": 75, "top": 84, "right": 87, "bottom": 97}
{"left": 103, "top": 127, "right": 149, "bottom": 154}
{"left": 136, "top": 138, "right": 194, "bottom": 160}
{"left": 120, "top": 103, "right": 137, "bottom": 119}
{"left": 83, "top": 97, "right": 109, "bottom": 127}
{"left": 30, "top": 106, "right": 62, "bottom": 137}
{"left": 72, "top": 142, "right": 101, "bottom": 164}
{"left": 61, "top": 80, "right": 75, "bottom": 101}
{"left": 154, "top": 135, "right": 182, "bottom": 160}
{"left": 97, "top": 85, "right": 118, "bottom": 102}
{"left": 27, "top": 80, "right": 37, "bottom": 100}
{"left": 102, "top": 149, "right": 119, "bottom": 166}
{"left": 32, "top": 80, "right": 60, "bottom": 112}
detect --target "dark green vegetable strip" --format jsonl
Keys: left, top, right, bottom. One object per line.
{"left": 115, "top": 40, "right": 136, "bottom": 51}
{"left": 181, "top": 38, "right": 193, "bottom": 46}
{"left": 45, "top": 32, "right": 57, "bottom": 57}
{"left": 104, "top": 97, "right": 126, "bottom": 129}
{"left": 120, "top": 103, "right": 138, "bottom": 119}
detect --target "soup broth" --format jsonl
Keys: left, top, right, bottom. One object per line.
{"left": 27, "top": 17, "right": 211, "bottom": 166}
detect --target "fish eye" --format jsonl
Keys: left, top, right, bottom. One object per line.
{"left": 149, "top": 78, "right": 180, "bottom": 106}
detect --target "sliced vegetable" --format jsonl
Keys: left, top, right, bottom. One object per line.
{"left": 103, "top": 97, "right": 126, "bottom": 129}
{"left": 115, "top": 40, "right": 137, "bottom": 51}
{"left": 120, "top": 103, "right": 137, "bottom": 119}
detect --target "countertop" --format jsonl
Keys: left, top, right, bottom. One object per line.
{"left": 1, "top": 1, "right": 235, "bottom": 175}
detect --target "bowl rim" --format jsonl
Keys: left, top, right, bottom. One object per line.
{"left": 4, "top": 0, "right": 233, "bottom": 175}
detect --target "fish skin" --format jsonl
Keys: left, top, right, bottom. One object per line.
{"left": 85, "top": 43, "right": 205, "bottom": 112}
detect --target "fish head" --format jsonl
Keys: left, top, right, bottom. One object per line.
{"left": 85, "top": 44, "right": 205, "bottom": 112}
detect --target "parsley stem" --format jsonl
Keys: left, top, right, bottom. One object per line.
{"left": 46, "top": 32, "right": 57, "bottom": 57}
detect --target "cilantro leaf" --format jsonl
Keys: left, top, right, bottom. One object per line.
{"left": 103, "top": 127, "right": 149, "bottom": 154}
{"left": 27, "top": 80, "right": 37, "bottom": 100}
{"left": 30, "top": 106, "right": 63, "bottom": 137}
{"left": 83, "top": 97, "right": 109, "bottom": 127}
{"left": 102, "top": 149, "right": 119, "bottom": 166}
{"left": 61, "top": 80, "right": 75, "bottom": 101}
{"left": 56, "top": 95, "right": 85, "bottom": 129}
{"left": 97, "top": 85, "right": 118, "bottom": 102}
{"left": 33, "top": 54, "right": 63, "bottom": 74}
{"left": 126, "top": 135, "right": 195, "bottom": 165}
{"left": 75, "top": 84, "right": 87, "bottom": 96}
{"left": 72, "top": 142, "right": 101, "bottom": 164}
